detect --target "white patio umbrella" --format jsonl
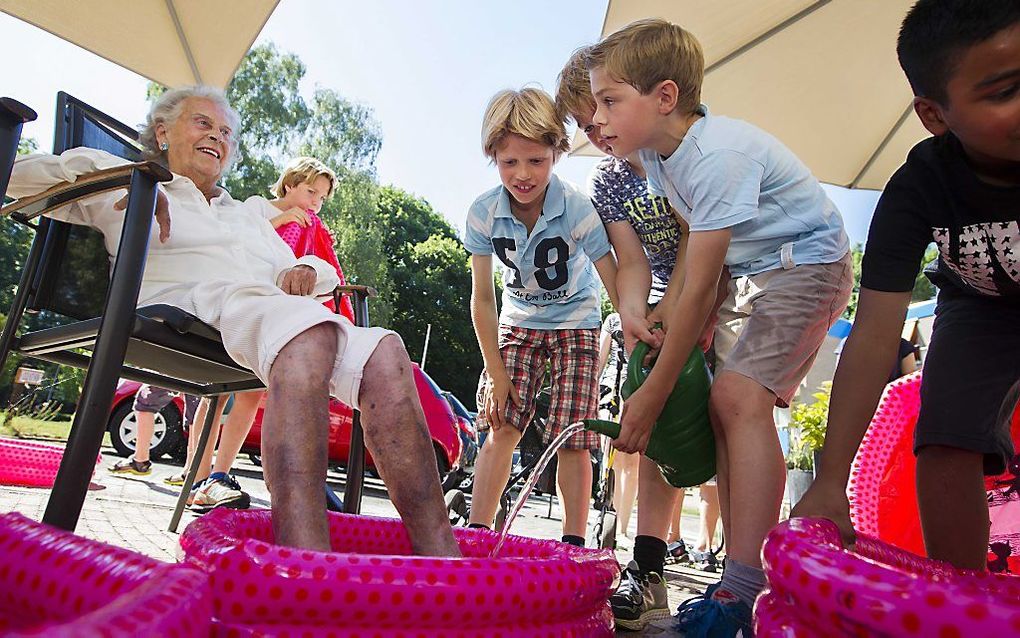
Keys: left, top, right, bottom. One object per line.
{"left": 0, "top": 0, "right": 280, "bottom": 88}
{"left": 572, "top": 0, "right": 928, "bottom": 190}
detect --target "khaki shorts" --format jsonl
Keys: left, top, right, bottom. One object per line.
{"left": 713, "top": 252, "right": 853, "bottom": 407}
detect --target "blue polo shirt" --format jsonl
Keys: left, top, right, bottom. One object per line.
{"left": 639, "top": 105, "right": 848, "bottom": 277}
{"left": 464, "top": 175, "right": 612, "bottom": 329}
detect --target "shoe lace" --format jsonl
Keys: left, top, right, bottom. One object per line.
{"left": 221, "top": 474, "right": 242, "bottom": 491}
{"left": 613, "top": 568, "right": 647, "bottom": 601}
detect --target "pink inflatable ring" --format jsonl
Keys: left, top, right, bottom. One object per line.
{"left": 756, "top": 517, "right": 1020, "bottom": 637}
{"left": 0, "top": 512, "right": 211, "bottom": 637}
{"left": 180, "top": 509, "right": 619, "bottom": 637}
{"left": 0, "top": 437, "right": 100, "bottom": 488}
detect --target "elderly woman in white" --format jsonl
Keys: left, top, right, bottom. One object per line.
{"left": 9, "top": 86, "right": 460, "bottom": 556}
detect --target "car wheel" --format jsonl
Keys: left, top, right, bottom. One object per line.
{"left": 107, "top": 401, "right": 184, "bottom": 461}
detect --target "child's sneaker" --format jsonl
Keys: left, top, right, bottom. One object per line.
{"left": 610, "top": 560, "right": 670, "bottom": 631}
{"left": 108, "top": 458, "right": 152, "bottom": 476}
{"left": 690, "top": 548, "right": 720, "bottom": 572}
{"left": 189, "top": 472, "right": 250, "bottom": 513}
{"left": 674, "top": 585, "right": 753, "bottom": 637}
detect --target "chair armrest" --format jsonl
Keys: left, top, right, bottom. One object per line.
{"left": 0, "top": 161, "right": 172, "bottom": 222}
{"left": 335, "top": 284, "right": 378, "bottom": 298}
{"left": 0, "top": 98, "right": 37, "bottom": 125}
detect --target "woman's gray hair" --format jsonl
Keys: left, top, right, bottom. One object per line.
{"left": 138, "top": 85, "right": 240, "bottom": 166}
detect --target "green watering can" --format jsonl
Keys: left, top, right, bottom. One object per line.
{"left": 584, "top": 340, "right": 716, "bottom": 488}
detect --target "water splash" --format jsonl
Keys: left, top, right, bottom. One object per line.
{"left": 489, "top": 421, "right": 587, "bottom": 558}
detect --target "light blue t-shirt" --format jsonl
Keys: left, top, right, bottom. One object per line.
{"left": 464, "top": 174, "right": 612, "bottom": 329}
{"left": 639, "top": 105, "right": 848, "bottom": 276}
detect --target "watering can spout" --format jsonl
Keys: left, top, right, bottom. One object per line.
{"left": 583, "top": 342, "right": 716, "bottom": 488}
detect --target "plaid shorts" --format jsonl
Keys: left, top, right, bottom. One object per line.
{"left": 475, "top": 325, "right": 601, "bottom": 451}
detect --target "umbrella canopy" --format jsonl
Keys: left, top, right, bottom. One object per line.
{"left": 0, "top": 0, "right": 280, "bottom": 88}
{"left": 572, "top": 0, "right": 928, "bottom": 190}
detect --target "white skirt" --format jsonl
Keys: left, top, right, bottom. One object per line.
{"left": 144, "top": 281, "right": 395, "bottom": 409}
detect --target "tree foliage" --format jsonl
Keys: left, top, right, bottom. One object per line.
{"left": 375, "top": 186, "right": 480, "bottom": 403}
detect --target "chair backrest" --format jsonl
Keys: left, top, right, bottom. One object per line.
{"left": 29, "top": 93, "right": 145, "bottom": 320}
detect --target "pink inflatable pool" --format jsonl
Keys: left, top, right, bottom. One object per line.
{"left": 0, "top": 512, "right": 211, "bottom": 637}
{"left": 756, "top": 517, "right": 1020, "bottom": 637}
{"left": 848, "top": 371, "right": 1020, "bottom": 570}
{"left": 0, "top": 437, "right": 100, "bottom": 488}
{"left": 181, "top": 509, "right": 619, "bottom": 637}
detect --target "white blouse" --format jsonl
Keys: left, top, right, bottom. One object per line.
{"left": 9, "top": 148, "right": 339, "bottom": 304}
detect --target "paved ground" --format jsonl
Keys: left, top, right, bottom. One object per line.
{"left": 0, "top": 439, "right": 721, "bottom": 636}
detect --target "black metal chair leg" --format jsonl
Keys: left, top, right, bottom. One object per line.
{"left": 168, "top": 395, "right": 225, "bottom": 533}
{"left": 341, "top": 291, "right": 371, "bottom": 515}
{"left": 0, "top": 228, "right": 46, "bottom": 375}
{"left": 42, "top": 168, "right": 158, "bottom": 531}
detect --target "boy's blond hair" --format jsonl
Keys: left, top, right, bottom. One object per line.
{"left": 555, "top": 47, "right": 596, "bottom": 124}
{"left": 481, "top": 88, "right": 571, "bottom": 160}
{"left": 272, "top": 156, "right": 338, "bottom": 200}
{"left": 584, "top": 18, "right": 704, "bottom": 116}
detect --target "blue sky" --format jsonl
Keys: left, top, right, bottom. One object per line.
{"left": 0, "top": 0, "right": 878, "bottom": 244}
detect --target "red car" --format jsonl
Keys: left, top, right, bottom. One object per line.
{"left": 106, "top": 364, "right": 461, "bottom": 479}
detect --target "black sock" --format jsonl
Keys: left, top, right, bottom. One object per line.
{"left": 633, "top": 535, "right": 667, "bottom": 575}
{"left": 562, "top": 534, "right": 585, "bottom": 547}
{"left": 468, "top": 523, "right": 490, "bottom": 530}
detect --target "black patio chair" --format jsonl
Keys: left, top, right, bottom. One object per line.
{"left": 0, "top": 93, "right": 370, "bottom": 533}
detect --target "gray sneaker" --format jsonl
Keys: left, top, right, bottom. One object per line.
{"left": 610, "top": 560, "right": 670, "bottom": 631}
{"left": 189, "top": 473, "right": 250, "bottom": 513}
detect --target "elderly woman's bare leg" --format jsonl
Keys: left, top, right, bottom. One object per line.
{"left": 358, "top": 335, "right": 462, "bottom": 557}
{"left": 262, "top": 322, "right": 336, "bottom": 550}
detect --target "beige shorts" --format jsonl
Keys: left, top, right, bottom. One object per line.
{"left": 146, "top": 281, "right": 395, "bottom": 410}
{"left": 712, "top": 252, "right": 853, "bottom": 407}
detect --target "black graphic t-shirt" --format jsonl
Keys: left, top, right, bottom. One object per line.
{"left": 862, "top": 133, "right": 1020, "bottom": 305}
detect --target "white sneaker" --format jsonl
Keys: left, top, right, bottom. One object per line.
{"left": 189, "top": 473, "right": 250, "bottom": 513}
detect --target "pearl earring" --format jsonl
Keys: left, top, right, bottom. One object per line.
{"left": 159, "top": 142, "right": 169, "bottom": 151}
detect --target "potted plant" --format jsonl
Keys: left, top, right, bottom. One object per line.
{"left": 785, "top": 382, "right": 831, "bottom": 507}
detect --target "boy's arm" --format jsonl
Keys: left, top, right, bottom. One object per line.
{"left": 470, "top": 254, "right": 520, "bottom": 430}
{"left": 614, "top": 228, "right": 730, "bottom": 453}
{"left": 790, "top": 287, "right": 912, "bottom": 544}
{"left": 647, "top": 212, "right": 689, "bottom": 336}
{"left": 606, "top": 221, "right": 657, "bottom": 353}
{"left": 592, "top": 251, "right": 620, "bottom": 311}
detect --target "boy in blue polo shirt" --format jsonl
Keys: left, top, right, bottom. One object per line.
{"left": 465, "top": 87, "right": 618, "bottom": 546}
{"left": 586, "top": 19, "right": 852, "bottom": 634}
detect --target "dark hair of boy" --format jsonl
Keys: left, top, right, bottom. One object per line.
{"left": 898, "top": 0, "right": 1020, "bottom": 104}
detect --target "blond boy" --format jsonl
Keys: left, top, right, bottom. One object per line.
{"left": 465, "top": 88, "right": 618, "bottom": 546}
{"left": 584, "top": 20, "right": 851, "bottom": 635}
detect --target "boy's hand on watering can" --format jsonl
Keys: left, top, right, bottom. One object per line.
{"left": 614, "top": 384, "right": 661, "bottom": 454}
{"left": 485, "top": 367, "right": 521, "bottom": 432}
{"left": 620, "top": 311, "right": 660, "bottom": 356}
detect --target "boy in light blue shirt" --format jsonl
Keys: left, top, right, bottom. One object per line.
{"left": 586, "top": 19, "right": 851, "bottom": 635}
{"left": 464, "top": 88, "right": 618, "bottom": 547}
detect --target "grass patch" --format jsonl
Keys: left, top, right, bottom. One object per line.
{"left": 0, "top": 411, "right": 111, "bottom": 447}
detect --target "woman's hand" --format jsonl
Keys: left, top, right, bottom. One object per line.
{"left": 115, "top": 188, "right": 171, "bottom": 243}
{"left": 271, "top": 207, "right": 312, "bottom": 229}
{"left": 279, "top": 265, "right": 317, "bottom": 296}
{"left": 484, "top": 366, "right": 521, "bottom": 431}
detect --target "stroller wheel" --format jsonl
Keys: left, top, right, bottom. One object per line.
{"left": 596, "top": 510, "right": 617, "bottom": 550}
{"left": 445, "top": 489, "right": 468, "bottom": 526}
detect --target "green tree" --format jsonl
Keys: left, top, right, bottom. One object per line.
{"left": 375, "top": 186, "right": 480, "bottom": 402}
